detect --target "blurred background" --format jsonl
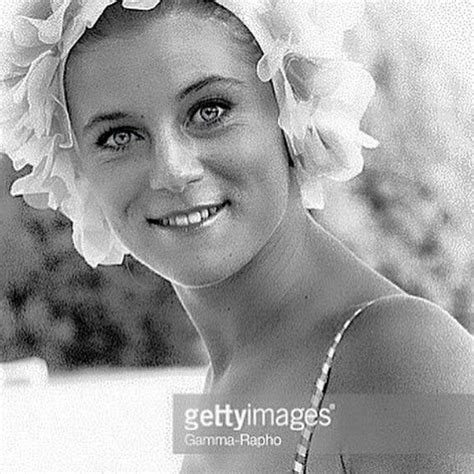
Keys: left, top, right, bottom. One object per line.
{"left": 1, "top": 0, "right": 472, "bottom": 374}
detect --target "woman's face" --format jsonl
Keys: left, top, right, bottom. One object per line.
{"left": 66, "top": 11, "right": 294, "bottom": 287}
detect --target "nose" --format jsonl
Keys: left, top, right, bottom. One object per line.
{"left": 149, "top": 129, "right": 204, "bottom": 193}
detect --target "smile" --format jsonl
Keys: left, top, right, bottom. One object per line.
{"left": 149, "top": 201, "right": 230, "bottom": 228}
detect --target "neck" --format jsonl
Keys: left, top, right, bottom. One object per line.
{"left": 172, "top": 196, "right": 325, "bottom": 387}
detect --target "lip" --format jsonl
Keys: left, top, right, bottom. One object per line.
{"left": 147, "top": 201, "right": 229, "bottom": 230}
{"left": 152, "top": 201, "right": 229, "bottom": 221}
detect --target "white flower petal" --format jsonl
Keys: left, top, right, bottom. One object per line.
{"left": 294, "top": 162, "right": 326, "bottom": 209}
{"left": 293, "top": 127, "right": 339, "bottom": 177}
{"left": 256, "top": 39, "right": 289, "bottom": 82}
{"left": 359, "top": 131, "right": 379, "bottom": 149}
{"left": 24, "top": 0, "right": 72, "bottom": 45}
{"left": 122, "top": 0, "right": 163, "bottom": 10}
{"left": 23, "top": 192, "right": 50, "bottom": 209}
{"left": 11, "top": 136, "right": 52, "bottom": 168}
{"left": 329, "top": 63, "right": 376, "bottom": 120}
{"left": 256, "top": 54, "right": 274, "bottom": 82}
{"left": 311, "top": 109, "right": 364, "bottom": 180}
{"left": 12, "top": 16, "right": 42, "bottom": 48}
{"left": 26, "top": 54, "right": 60, "bottom": 136}
{"left": 71, "top": 181, "right": 127, "bottom": 267}
{"left": 78, "top": 0, "right": 118, "bottom": 28}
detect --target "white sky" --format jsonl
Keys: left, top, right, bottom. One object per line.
{"left": 0, "top": 0, "right": 16, "bottom": 27}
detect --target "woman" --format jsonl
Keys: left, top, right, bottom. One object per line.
{"left": 1, "top": 0, "right": 472, "bottom": 472}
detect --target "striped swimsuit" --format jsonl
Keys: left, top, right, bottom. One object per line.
{"left": 292, "top": 299, "right": 378, "bottom": 473}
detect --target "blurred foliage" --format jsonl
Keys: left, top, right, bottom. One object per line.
{"left": 0, "top": 160, "right": 203, "bottom": 370}
{"left": 316, "top": 0, "right": 472, "bottom": 331}
{"left": 0, "top": 2, "right": 472, "bottom": 370}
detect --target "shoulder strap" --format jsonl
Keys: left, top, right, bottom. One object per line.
{"left": 292, "top": 299, "right": 378, "bottom": 474}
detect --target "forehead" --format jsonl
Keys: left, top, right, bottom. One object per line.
{"left": 65, "top": 12, "right": 256, "bottom": 123}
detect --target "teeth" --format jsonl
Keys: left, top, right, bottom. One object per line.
{"left": 175, "top": 215, "right": 189, "bottom": 226}
{"left": 188, "top": 211, "right": 202, "bottom": 224}
{"left": 158, "top": 203, "right": 226, "bottom": 227}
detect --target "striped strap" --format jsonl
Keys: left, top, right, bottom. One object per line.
{"left": 291, "top": 299, "right": 377, "bottom": 473}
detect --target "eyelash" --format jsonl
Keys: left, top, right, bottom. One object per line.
{"left": 188, "top": 98, "right": 232, "bottom": 129}
{"left": 95, "top": 98, "right": 233, "bottom": 152}
{"left": 96, "top": 127, "right": 144, "bottom": 152}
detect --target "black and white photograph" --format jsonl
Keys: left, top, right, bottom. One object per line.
{"left": 0, "top": 0, "right": 472, "bottom": 472}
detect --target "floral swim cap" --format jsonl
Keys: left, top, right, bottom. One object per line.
{"left": 0, "top": 0, "right": 379, "bottom": 267}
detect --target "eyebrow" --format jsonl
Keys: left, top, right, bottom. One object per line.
{"left": 83, "top": 75, "right": 246, "bottom": 133}
{"left": 177, "top": 75, "right": 246, "bottom": 101}
{"left": 83, "top": 111, "right": 133, "bottom": 133}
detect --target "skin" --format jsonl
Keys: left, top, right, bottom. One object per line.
{"left": 65, "top": 10, "right": 473, "bottom": 474}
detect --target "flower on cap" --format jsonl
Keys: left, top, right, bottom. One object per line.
{"left": 253, "top": 0, "right": 379, "bottom": 208}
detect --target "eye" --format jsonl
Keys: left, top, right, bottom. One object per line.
{"left": 197, "top": 105, "right": 222, "bottom": 122}
{"left": 110, "top": 131, "right": 132, "bottom": 147}
{"left": 189, "top": 100, "right": 231, "bottom": 128}
{"left": 96, "top": 127, "right": 144, "bottom": 151}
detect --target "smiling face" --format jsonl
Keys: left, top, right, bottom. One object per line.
{"left": 65, "top": 9, "right": 296, "bottom": 287}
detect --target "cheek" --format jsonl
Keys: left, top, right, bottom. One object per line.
{"left": 80, "top": 158, "right": 145, "bottom": 225}
{"left": 241, "top": 126, "right": 291, "bottom": 195}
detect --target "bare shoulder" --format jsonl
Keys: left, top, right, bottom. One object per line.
{"left": 327, "top": 294, "right": 473, "bottom": 394}
{"left": 307, "top": 295, "right": 474, "bottom": 473}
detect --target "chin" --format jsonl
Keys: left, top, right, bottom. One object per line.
{"left": 135, "top": 249, "right": 253, "bottom": 289}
